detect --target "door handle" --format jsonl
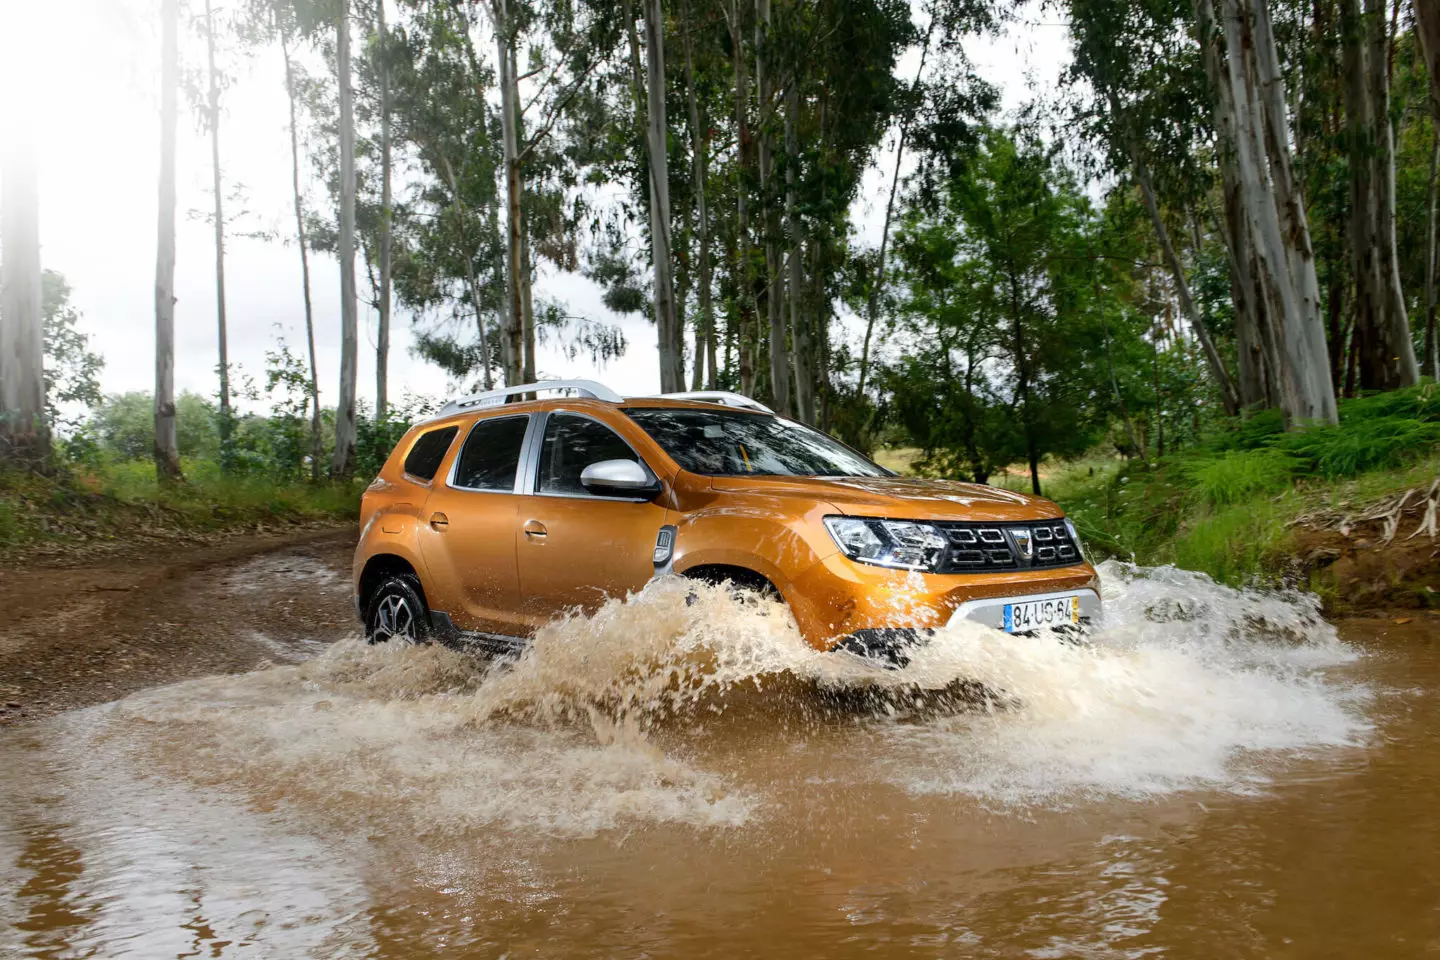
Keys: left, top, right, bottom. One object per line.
{"left": 429, "top": 512, "right": 449, "bottom": 531}
{"left": 523, "top": 519, "right": 548, "bottom": 540}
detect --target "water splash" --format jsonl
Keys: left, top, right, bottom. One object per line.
{"left": 103, "top": 560, "right": 1369, "bottom": 837}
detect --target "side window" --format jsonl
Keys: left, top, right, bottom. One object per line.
{"left": 453, "top": 415, "right": 529, "bottom": 491}
{"left": 537, "top": 414, "right": 645, "bottom": 496}
{"left": 402, "top": 426, "right": 458, "bottom": 481}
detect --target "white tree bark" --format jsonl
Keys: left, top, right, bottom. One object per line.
{"left": 204, "top": 0, "right": 231, "bottom": 451}
{"left": 153, "top": 0, "right": 181, "bottom": 479}
{"left": 680, "top": 0, "right": 715, "bottom": 390}
{"left": 1213, "top": 0, "right": 1338, "bottom": 425}
{"left": 643, "top": 0, "right": 683, "bottom": 392}
{"left": 331, "top": 1, "right": 359, "bottom": 477}
{"left": 0, "top": 132, "right": 45, "bottom": 461}
{"left": 755, "top": 0, "right": 788, "bottom": 414}
{"left": 376, "top": 0, "right": 392, "bottom": 417}
{"left": 281, "top": 27, "right": 321, "bottom": 480}
{"left": 785, "top": 85, "right": 814, "bottom": 423}
{"left": 1365, "top": 0, "right": 1419, "bottom": 387}
{"left": 490, "top": 0, "right": 525, "bottom": 386}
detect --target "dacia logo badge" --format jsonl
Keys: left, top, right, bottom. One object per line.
{"left": 1012, "top": 528, "right": 1034, "bottom": 560}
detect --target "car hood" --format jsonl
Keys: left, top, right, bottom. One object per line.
{"left": 706, "top": 475, "right": 1063, "bottom": 522}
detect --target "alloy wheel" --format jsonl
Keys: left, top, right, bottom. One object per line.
{"left": 372, "top": 593, "right": 416, "bottom": 642}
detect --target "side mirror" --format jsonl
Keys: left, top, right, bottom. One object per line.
{"left": 579, "top": 459, "right": 661, "bottom": 498}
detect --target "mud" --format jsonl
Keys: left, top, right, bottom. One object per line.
{"left": 5, "top": 554, "right": 1437, "bottom": 957}
{"left": 0, "top": 527, "right": 357, "bottom": 723}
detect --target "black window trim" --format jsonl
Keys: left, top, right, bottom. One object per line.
{"left": 444, "top": 413, "right": 533, "bottom": 494}
{"left": 527, "top": 409, "right": 659, "bottom": 502}
{"left": 402, "top": 424, "right": 461, "bottom": 484}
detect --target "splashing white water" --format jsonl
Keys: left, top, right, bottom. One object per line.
{"left": 108, "top": 560, "right": 1369, "bottom": 835}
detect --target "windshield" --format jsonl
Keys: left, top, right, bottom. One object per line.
{"left": 624, "top": 407, "right": 890, "bottom": 478}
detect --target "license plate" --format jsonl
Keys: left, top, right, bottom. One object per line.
{"left": 1003, "top": 596, "right": 1079, "bottom": 633}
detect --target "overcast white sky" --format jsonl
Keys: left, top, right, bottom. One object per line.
{"left": 1, "top": 0, "right": 1069, "bottom": 416}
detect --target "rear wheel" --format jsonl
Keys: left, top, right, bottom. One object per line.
{"left": 365, "top": 574, "right": 430, "bottom": 644}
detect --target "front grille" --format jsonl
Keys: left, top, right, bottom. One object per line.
{"left": 932, "top": 520, "right": 1081, "bottom": 573}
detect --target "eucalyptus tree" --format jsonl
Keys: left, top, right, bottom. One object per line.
{"left": 1339, "top": 0, "right": 1419, "bottom": 389}
{"left": 332, "top": 0, "right": 360, "bottom": 477}
{"left": 155, "top": 0, "right": 182, "bottom": 479}
{"left": 200, "top": 0, "right": 234, "bottom": 455}
{"left": 386, "top": 0, "right": 504, "bottom": 388}
{"left": 1063, "top": 0, "right": 1240, "bottom": 415}
{"left": 1199, "top": 0, "right": 1337, "bottom": 425}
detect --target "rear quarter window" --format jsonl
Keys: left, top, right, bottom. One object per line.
{"left": 402, "top": 425, "right": 459, "bottom": 481}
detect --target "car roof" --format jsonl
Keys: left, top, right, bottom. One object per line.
{"left": 411, "top": 396, "right": 774, "bottom": 433}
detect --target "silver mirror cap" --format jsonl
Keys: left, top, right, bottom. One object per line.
{"left": 579, "top": 459, "right": 653, "bottom": 491}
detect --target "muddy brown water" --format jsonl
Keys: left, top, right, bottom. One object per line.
{"left": 2, "top": 561, "right": 1437, "bottom": 958}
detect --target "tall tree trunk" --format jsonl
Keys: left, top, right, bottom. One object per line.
{"left": 1116, "top": 105, "right": 1240, "bottom": 415}
{"left": 755, "top": 0, "right": 789, "bottom": 414}
{"left": 153, "top": 0, "right": 182, "bottom": 481}
{"left": 681, "top": 0, "right": 715, "bottom": 390}
{"left": 857, "top": 15, "right": 934, "bottom": 398}
{"left": 281, "top": 30, "right": 321, "bottom": 481}
{"left": 0, "top": 132, "right": 45, "bottom": 463}
{"left": 1199, "top": 7, "right": 1275, "bottom": 409}
{"left": 1246, "top": 0, "right": 1341, "bottom": 422}
{"left": 1205, "top": 0, "right": 1338, "bottom": 425}
{"left": 724, "top": 0, "right": 756, "bottom": 396}
{"left": 645, "top": 0, "right": 682, "bottom": 391}
{"left": 624, "top": 0, "right": 683, "bottom": 391}
{"left": 331, "top": 1, "right": 359, "bottom": 478}
{"left": 376, "top": 0, "right": 392, "bottom": 418}
{"left": 1427, "top": 129, "right": 1440, "bottom": 379}
{"left": 204, "top": 0, "right": 231, "bottom": 458}
{"left": 1365, "top": 0, "right": 1420, "bottom": 387}
{"left": 491, "top": 0, "right": 525, "bottom": 385}
{"left": 785, "top": 86, "right": 814, "bottom": 423}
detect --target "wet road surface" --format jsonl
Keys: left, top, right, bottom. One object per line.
{"left": 2, "top": 558, "right": 1437, "bottom": 958}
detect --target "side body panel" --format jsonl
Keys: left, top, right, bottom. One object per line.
{"left": 513, "top": 406, "right": 676, "bottom": 624}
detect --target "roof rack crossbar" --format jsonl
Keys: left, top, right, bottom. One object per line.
{"left": 434, "top": 379, "right": 622, "bottom": 418}
{"left": 651, "top": 391, "right": 775, "bottom": 414}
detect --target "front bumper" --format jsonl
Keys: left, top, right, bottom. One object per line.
{"left": 783, "top": 551, "right": 1101, "bottom": 651}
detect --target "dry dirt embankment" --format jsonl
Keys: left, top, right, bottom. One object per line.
{"left": 0, "top": 526, "right": 358, "bottom": 725}
{"left": 1288, "top": 482, "right": 1440, "bottom": 612}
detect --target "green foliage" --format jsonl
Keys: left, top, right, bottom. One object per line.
{"left": 40, "top": 270, "right": 104, "bottom": 432}
{"left": 1183, "top": 449, "right": 1298, "bottom": 506}
{"left": 1032, "top": 385, "right": 1440, "bottom": 586}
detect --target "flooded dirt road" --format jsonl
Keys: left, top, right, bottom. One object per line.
{"left": 2, "top": 555, "right": 1437, "bottom": 958}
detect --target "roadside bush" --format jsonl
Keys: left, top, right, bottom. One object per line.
{"left": 1184, "top": 448, "right": 1299, "bottom": 507}
{"left": 1274, "top": 417, "right": 1440, "bottom": 479}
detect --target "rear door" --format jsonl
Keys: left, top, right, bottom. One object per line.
{"left": 417, "top": 413, "right": 531, "bottom": 636}
{"left": 515, "top": 411, "right": 671, "bottom": 620}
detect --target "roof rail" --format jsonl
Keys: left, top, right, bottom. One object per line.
{"left": 651, "top": 391, "right": 775, "bottom": 414}
{"left": 433, "top": 379, "right": 622, "bottom": 419}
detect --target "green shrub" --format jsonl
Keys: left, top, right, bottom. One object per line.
{"left": 1275, "top": 417, "right": 1440, "bottom": 479}
{"left": 1184, "top": 448, "right": 1299, "bottom": 507}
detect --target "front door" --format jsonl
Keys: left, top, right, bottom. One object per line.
{"left": 515, "top": 412, "right": 670, "bottom": 623}
{"left": 417, "top": 413, "right": 531, "bottom": 636}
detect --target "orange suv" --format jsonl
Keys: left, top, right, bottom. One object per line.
{"left": 354, "top": 381, "right": 1100, "bottom": 660}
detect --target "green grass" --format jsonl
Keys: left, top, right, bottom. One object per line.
{"left": 1021, "top": 385, "right": 1440, "bottom": 587}
{"left": 0, "top": 457, "right": 361, "bottom": 558}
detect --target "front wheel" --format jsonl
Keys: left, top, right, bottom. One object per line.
{"left": 365, "top": 574, "right": 430, "bottom": 644}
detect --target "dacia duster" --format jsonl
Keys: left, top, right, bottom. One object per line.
{"left": 353, "top": 381, "right": 1100, "bottom": 659}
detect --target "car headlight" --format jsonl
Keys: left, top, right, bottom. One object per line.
{"left": 823, "top": 516, "right": 948, "bottom": 571}
{"left": 1063, "top": 517, "right": 1088, "bottom": 560}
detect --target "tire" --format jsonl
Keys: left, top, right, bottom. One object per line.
{"left": 364, "top": 573, "right": 431, "bottom": 644}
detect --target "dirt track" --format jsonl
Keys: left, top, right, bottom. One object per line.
{"left": 0, "top": 527, "right": 358, "bottom": 725}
